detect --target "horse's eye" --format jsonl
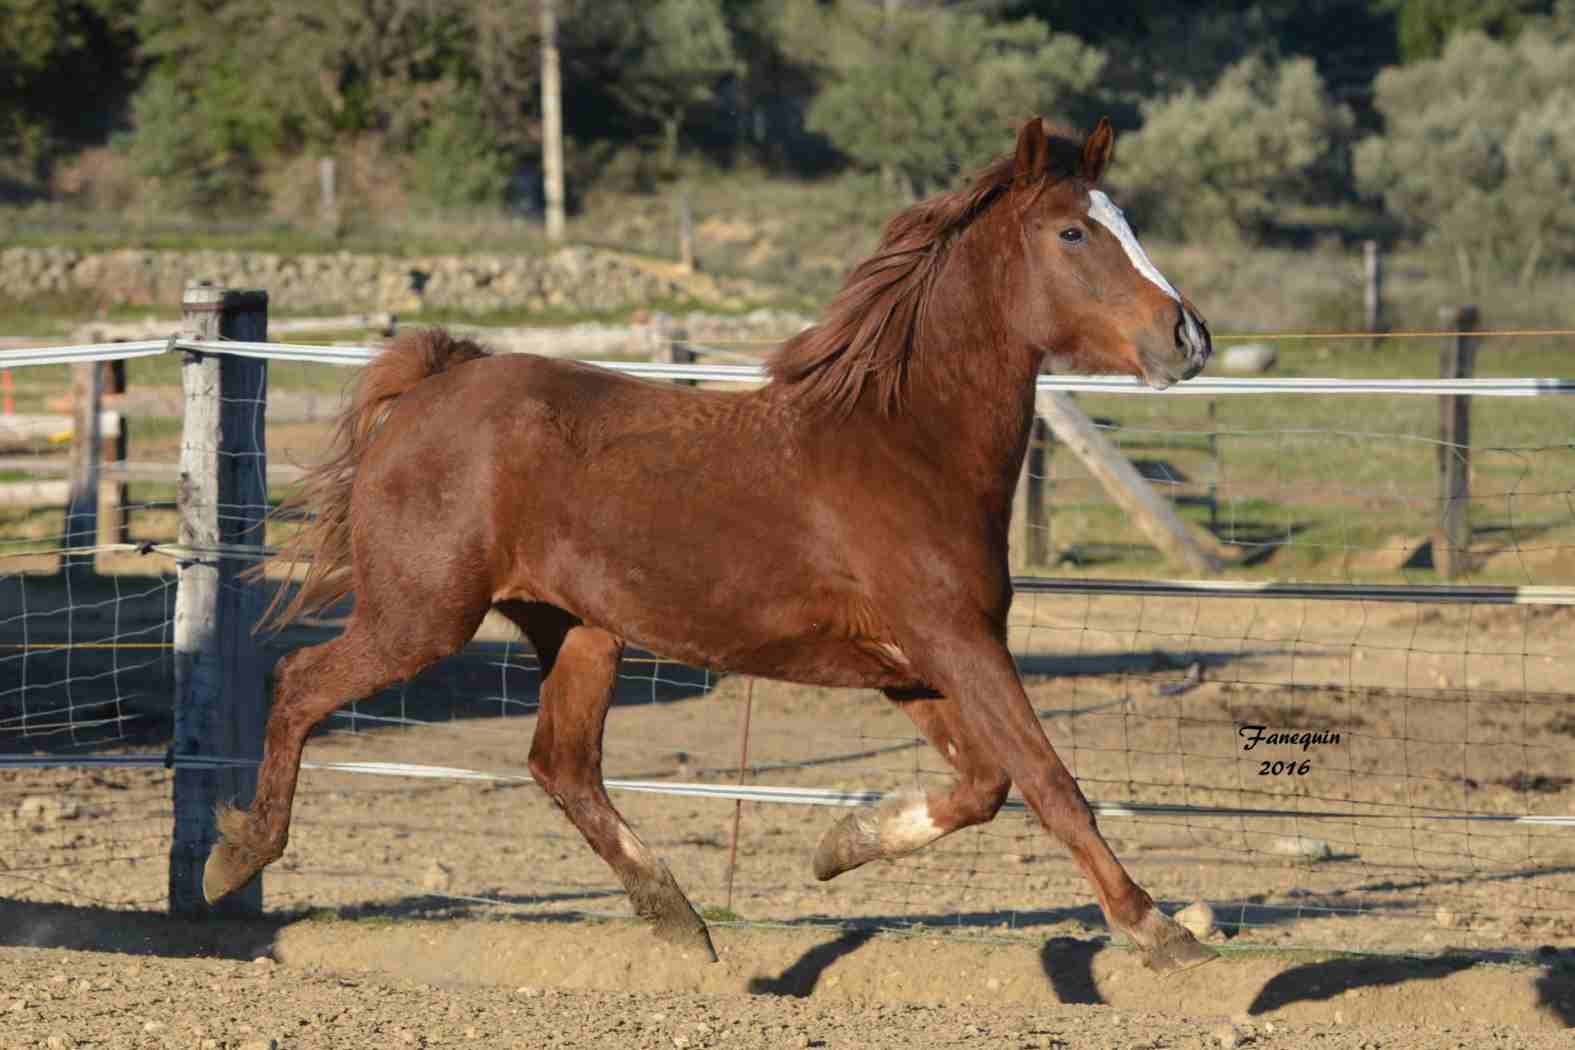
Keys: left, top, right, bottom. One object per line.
{"left": 1059, "top": 227, "right": 1084, "bottom": 244}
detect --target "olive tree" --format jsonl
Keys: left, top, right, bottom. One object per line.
{"left": 1355, "top": 30, "right": 1575, "bottom": 278}
{"left": 603, "top": 0, "right": 737, "bottom": 171}
{"left": 1115, "top": 55, "right": 1354, "bottom": 242}
{"left": 782, "top": 3, "right": 1104, "bottom": 198}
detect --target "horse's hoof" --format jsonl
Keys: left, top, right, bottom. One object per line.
{"left": 202, "top": 841, "right": 261, "bottom": 905}
{"left": 811, "top": 808, "right": 881, "bottom": 881}
{"left": 652, "top": 909, "right": 720, "bottom": 963}
{"left": 630, "top": 863, "right": 720, "bottom": 963}
{"left": 1141, "top": 929, "right": 1218, "bottom": 976}
{"left": 1128, "top": 909, "right": 1219, "bottom": 977}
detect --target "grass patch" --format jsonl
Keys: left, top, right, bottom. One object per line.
{"left": 353, "top": 914, "right": 399, "bottom": 928}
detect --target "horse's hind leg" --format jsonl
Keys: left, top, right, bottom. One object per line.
{"left": 813, "top": 689, "right": 1010, "bottom": 880}
{"left": 203, "top": 610, "right": 480, "bottom": 904}
{"left": 512, "top": 605, "right": 717, "bottom": 961}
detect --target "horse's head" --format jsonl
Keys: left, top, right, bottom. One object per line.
{"left": 1006, "top": 117, "right": 1211, "bottom": 389}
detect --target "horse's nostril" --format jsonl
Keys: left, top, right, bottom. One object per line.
{"left": 1176, "top": 305, "right": 1210, "bottom": 363}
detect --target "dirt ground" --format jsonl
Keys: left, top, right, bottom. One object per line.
{"left": 1, "top": 914, "right": 1572, "bottom": 1049}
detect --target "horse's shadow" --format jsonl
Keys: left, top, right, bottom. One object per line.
{"left": 1039, "top": 935, "right": 1105, "bottom": 1004}
{"left": 0, "top": 887, "right": 628, "bottom": 958}
{"left": 0, "top": 898, "right": 281, "bottom": 959}
{"left": 1246, "top": 954, "right": 1478, "bottom": 1014}
{"left": 745, "top": 928, "right": 877, "bottom": 997}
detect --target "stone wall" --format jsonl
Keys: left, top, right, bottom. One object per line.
{"left": 0, "top": 245, "right": 750, "bottom": 314}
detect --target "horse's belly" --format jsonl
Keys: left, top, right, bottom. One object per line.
{"left": 636, "top": 624, "right": 921, "bottom": 692}
{"left": 491, "top": 466, "right": 919, "bottom": 690}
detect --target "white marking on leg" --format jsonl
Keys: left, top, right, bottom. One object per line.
{"left": 877, "top": 793, "right": 942, "bottom": 856}
{"left": 617, "top": 823, "right": 657, "bottom": 866}
{"left": 1087, "top": 190, "right": 1181, "bottom": 303}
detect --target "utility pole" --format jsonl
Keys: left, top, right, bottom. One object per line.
{"left": 880, "top": 0, "right": 904, "bottom": 199}
{"left": 541, "top": 0, "right": 566, "bottom": 242}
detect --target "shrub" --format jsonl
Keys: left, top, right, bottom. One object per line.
{"left": 407, "top": 90, "right": 514, "bottom": 211}
{"left": 1116, "top": 56, "right": 1355, "bottom": 242}
{"left": 1354, "top": 30, "right": 1575, "bottom": 276}
{"left": 784, "top": 4, "right": 1104, "bottom": 198}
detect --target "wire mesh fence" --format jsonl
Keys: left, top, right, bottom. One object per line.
{"left": 2, "top": 327, "right": 1573, "bottom": 959}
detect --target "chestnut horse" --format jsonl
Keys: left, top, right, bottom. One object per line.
{"left": 208, "top": 117, "right": 1215, "bottom": 973}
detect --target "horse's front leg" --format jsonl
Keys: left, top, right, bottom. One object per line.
{"left": 901, "top": 617, "right": 1216, "bottom": 975}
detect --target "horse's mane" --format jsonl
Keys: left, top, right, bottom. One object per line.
{"left": 765, "top": 123, "right": 1085, "bottom": 417}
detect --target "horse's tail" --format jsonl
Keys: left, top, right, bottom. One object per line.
{"left": 251, "top": 328, "right": 491, "bottom": 632}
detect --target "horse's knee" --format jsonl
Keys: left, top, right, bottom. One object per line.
{"left": 953, "top": 772, "right": 1011, "bottom": 827}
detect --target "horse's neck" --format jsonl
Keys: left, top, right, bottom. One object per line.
{"left": 879, "top": 305, "right": 1043, "bottom": 513}
{"left": 901, "top": 233, "right": 1043, "bottom": 503}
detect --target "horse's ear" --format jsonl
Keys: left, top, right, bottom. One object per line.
{"left": 1014, "top": 116, "right": 1051, "bottom": 182}
{"left": 1080, "top": 117, "right": 1115, "bottom": 184}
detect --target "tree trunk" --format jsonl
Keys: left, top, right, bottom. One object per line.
{"left": 1518, "top": 234, "right": 1544, "bottom": 288}
{"left": 879, "top": 0, "right": 902, "bottom": 195}
{"left": 663, "top": 113, "right": 682, "bottom": 172}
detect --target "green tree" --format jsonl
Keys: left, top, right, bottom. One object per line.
{"left": 408, "top": 86, "right": 514, "bottom": 208}
{"left": 1355, "top": 30, "right": 1575, "bottom": 277}
{"left": 783, "top": 3, "right": 1104, "bottom": 197}
{"left": 124, "top": 0, "right": 534, "bottom": 209}
{"left": 1379, "top": 0, "right": 1553, "bottom": 62}
{"left": 0, "top": 0, "right": 137, "bottom": 184}
{"left": 603, "top": 0, "right": 737, "bottom": 170}
{"left": 1116, "top": 55, "right": 1355, "bottom": 241}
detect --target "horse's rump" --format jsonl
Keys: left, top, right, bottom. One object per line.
{"left": 254, "top": 328, "right": 490, "bottom": 631}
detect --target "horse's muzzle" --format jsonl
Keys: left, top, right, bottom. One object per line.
{"left": 1137, "top": 302, "right": 1212, "bottom": 390}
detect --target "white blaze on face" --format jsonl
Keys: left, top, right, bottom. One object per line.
{"left": 1086, "top": 190, "right": 1181, "bottom": 304}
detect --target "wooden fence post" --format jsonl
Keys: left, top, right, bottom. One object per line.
{"left": 1364, "top": 240, "right": 1384, "bottom": 346}
{"left": 649, "top": 312, "right": 696, "bottom": 387}
{"left": 62, "top": 362, "right": 102, "bottom": 582}
{"left": 1434, "top": 304, "right": 1478, "bottom": 579}
{"left": 97, "top": 361, "right": 129, "bottom": 558}
{"left": 1036, "top": 392, "right": 1226, "bottom": 576}
{"left": 168, "top": 283, "right": 270, "bottom": 917}
{"left": 676, "top": 188, "right": 696, "bottom": 273}
{"left": 318, "top": 156, "right": 338, "bottom": 227}
{"left": 1010, "top": 418, "right": 1051, "bottom": 571}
